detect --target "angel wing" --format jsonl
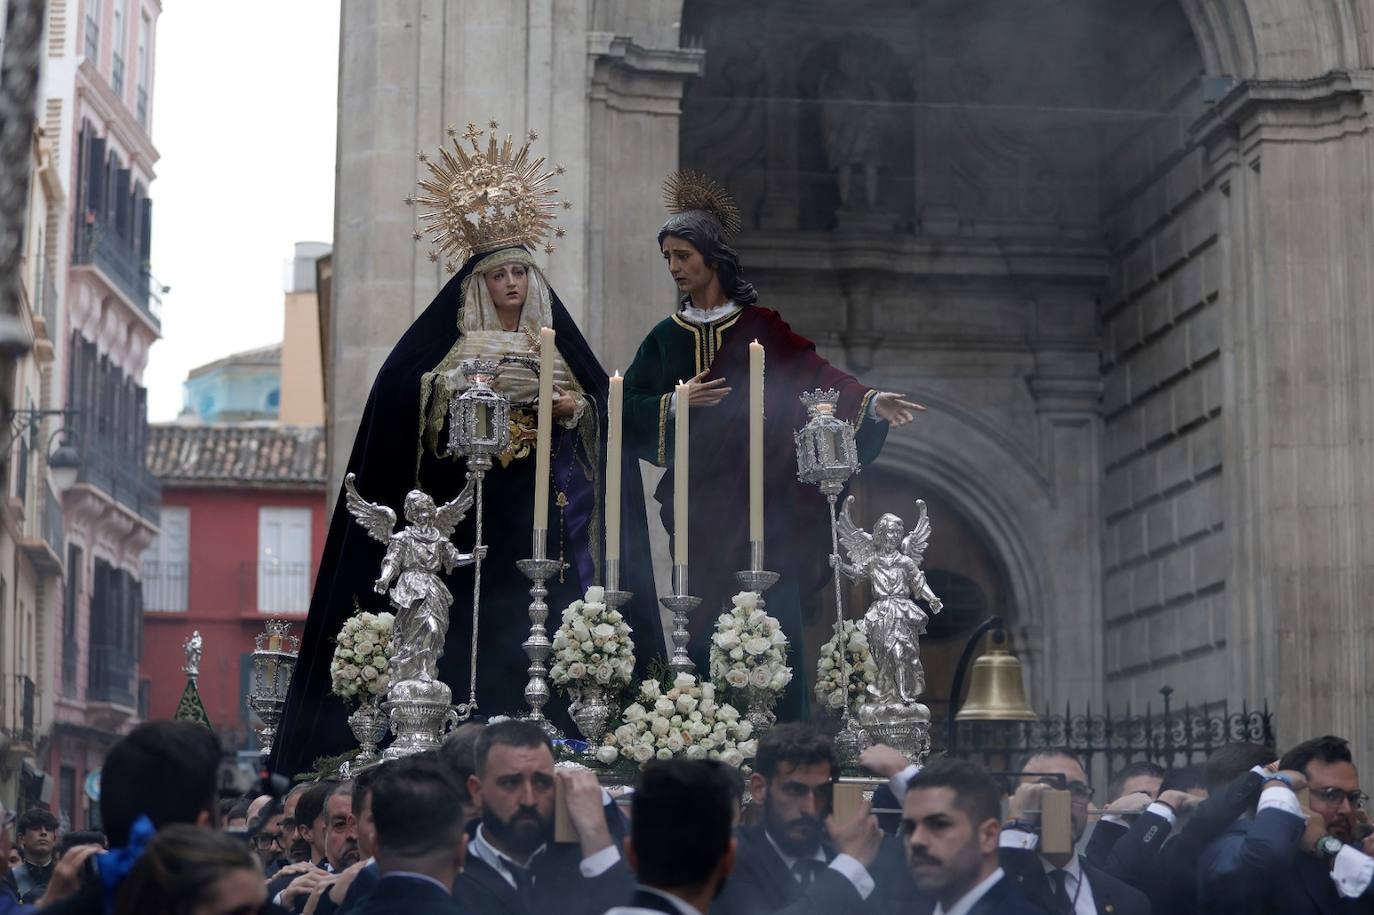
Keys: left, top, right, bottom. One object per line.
{"left": 837, "top": 495, "right": 876, "bottom": 568}
{"left": 344, "top": 472, "right": 396, "bottom": 544}
{"left": 902, "top": 499, "right": 932, "bottom": 565}
{"left": 433, "top": 477, "right": 477, "bottom": 539}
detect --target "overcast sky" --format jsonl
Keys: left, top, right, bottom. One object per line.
{"left": 143, "top": 1, "right": 340, "bottom": 421}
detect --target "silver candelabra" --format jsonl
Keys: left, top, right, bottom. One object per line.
{"left": 518, "top": 531, "right": 563, "bottom": 738}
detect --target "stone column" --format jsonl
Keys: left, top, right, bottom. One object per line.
{"left": 1197, "top": 73, "right": 1374, "bottom": 762}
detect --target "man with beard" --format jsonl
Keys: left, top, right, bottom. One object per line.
{"left": 1200, "top": 735, "right": 1374, "bottom": 913}
{"left": 902, "top": 760, "right": 1045, "bottom": 915}
{"left": 5, "top": 809, "right": 58, "bottom": 904}
{"left": 999, "top": 750, "right": 1149, "bottom": 915}
{"left": 456, "top": 720, "right": 633, "bottom": 915}
{"left": 713, "top": 723, "right": 899, "bottom": 915}
{"left": 605, "top": 760, "right": 737, "bottom": 915}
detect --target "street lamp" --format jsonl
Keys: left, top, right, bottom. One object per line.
{"left": 2, "top": 409, "right": 82, "bottom": 493}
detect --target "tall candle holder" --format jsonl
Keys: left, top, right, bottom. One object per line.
{"left": 662, "top": 564, "right": 702, "bottom": 675}
{"left": 795, "top": 389, "right": 869, "bottom": 764}
{"left": 601, "top": 557, "right": 633, "bottom": 615}
{"left": 248, "top": 620, "right": 299, "bottom": 756}
{"left": 517, "top": 531, "right": 564, "bottom": 738}
{"left": 734, "top": 541, "right": 781, "bottom": 600}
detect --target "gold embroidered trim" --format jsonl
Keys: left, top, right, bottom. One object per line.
{"left": 855, "top": 389, "right": 878, "bottom": 428}
{"left": 709, "top": 311, "right": 742, "bottom": 368}
{"left": 671, "top": 313, "right": 706, "bottom": 376}
{"left": 656, "top": 392, "right": 672, "bottom": 467}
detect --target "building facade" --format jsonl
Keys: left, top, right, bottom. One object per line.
{"left": 332, "top": 1, "right": 1374, "bottom": 764}
{"left": 142, "top": 424, "right": 326, "bottom": 749}
{"left": 37, "top": 0, "right": 163, "bottom": 829}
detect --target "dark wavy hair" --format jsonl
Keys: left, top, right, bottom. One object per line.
{"left": 657, "top": 210, "right": 758, "bottom": 306}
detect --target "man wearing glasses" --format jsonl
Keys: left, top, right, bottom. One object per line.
{"left": 1200, "top": 734, "right": 1374, "bottom": 913}
{"left": 998, "top": 749, "right": 1150, "bottom": 915}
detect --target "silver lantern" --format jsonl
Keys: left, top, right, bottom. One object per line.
{"left": 448, "top": 359, "right": 510, "bottom": 472}
{"left": 795, "top": 389, "right": 860, "bottom": 496}
{"left": 794, "top": 388, "right": 868, "bottom": 763}
{"left": 248, "top": 620, "right": 299, "bottom": 756}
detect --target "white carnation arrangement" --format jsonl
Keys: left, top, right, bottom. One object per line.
{"left": 596, "top": 673, "right": 757, "bottom": 768}
{"left": 550, "top": 586, "right": 635, "bottom": 690}
{"left": 814, "top": 620, "right": 877, "bottom": 714}
{"left": 330, "top": 610, "right": 395, "bottom": 703}
{"left": 709, "top": 591, "right": 793, "bottom": 694}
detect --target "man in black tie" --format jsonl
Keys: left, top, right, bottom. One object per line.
{"left": 902, "top": 760, "right": 1046, "bottom": 915}
{"left": 455, "top": 720, "right": 634, "bottom": 915}
{"left": 997, "top": 749, "right": 1149, "bottom": 915}
{"left": 346, "top": 753, "right": 466, "bottom": 915}
{"left": 712, "top": 723, "right": 904, "bottom": 915}
{"left": 604, "top": 759, "right": 738, "bottom": 915}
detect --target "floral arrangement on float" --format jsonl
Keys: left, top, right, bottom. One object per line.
{"left": 550, "top": 586, "right": 636, "bottom": 751}
{"left": 709, "top": 590, "right": 792, "bottom": 735}
{"left": 814, "top": 619, "right": 877, "bottom": 717}
{"left": 596, "top": 671, "right": 756, "bottom": 769}
{"left": 330, "top": 606, "right": 396, "bottom": 771}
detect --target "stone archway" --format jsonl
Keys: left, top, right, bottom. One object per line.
{"left": 1176, "top": 0, "right": 1370, "bottom": 79}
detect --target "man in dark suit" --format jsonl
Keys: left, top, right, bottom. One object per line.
{"left": 997, "top": 749, "right": 1150, "bottom": 915}
{"left": 455, "top": 720, "right": 634, "bottom": 915}
{"left": 711, "top": 723, "right": 905, "bottom": 915}
{"left": 604, "top": 759, "right": 738, "bottom": 915}
{"left": 1198, "top": 735, "right": 1374, "bottom": 914}
{"left": 346, "top": 753, "right": 466, "bottom": 915}
{"left": 902, "top": 759, "right": 1045, "bottom": 915}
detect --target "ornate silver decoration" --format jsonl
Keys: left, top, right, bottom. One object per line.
{"left": 182, "top": 630, "right": 203, "bottom": 679}
{"left": 249, "top": 621, "right": 299, "bottom": 756}
{"left": 518, "top": 533, "right": 563, "bottom": 738}
{"left": 662, "top": 565, "right": 702, "bottom": 675}
{"left": 342, "top": 700, "right": 389, "bottom": 776}
{"left": 835, "top": 497, "right": 943, "bottom": 763}
{"left": 745, "top": 685, "right": 779, "bottom": 736}
{"left": 344, "top": 473, "right": 479, "bottom": 758}
{"left": 446, "top": 358, "right": 512, "bottom": 721}
{"left": 795, "top": 389, "right": 869, "bottom": 764}
{"left": 569, "top": 683, "right": 615, "bottom": 751}
{"left": 602, "top": 558, "right": 633, "bottom": 618}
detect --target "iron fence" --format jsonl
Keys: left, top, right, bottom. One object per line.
{"left": 938, "top": 686, "right": 1274, "bottom": 782}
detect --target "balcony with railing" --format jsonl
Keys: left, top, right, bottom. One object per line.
{"left": 72, "top": 220, "right": 160, "bottom": 329}
{"left": 88, "top": 644, "right": 137, "bottom": 709}
{"left": 141, "top": 560, "right": 188, "bottom": 612}
{"left": 19, "top": 482, "right": 66, "bottom": 575}
{"left": 76, "top": 439, "right": 160, "bottom": 525}
{"left": 0, "top": 674, "right": 36, "bottom": 747}
{"left": 240, "top": 560, "right": 312, "bottom": 616}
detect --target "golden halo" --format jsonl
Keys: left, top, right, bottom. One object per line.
{"left": 662, "top": 170, "right": 742, "bottom": 238}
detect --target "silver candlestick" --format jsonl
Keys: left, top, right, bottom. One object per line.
{"left": 518, "top": 531, "right": 563, "bottom": 738}
{"left": 734, "top": 540, "right": 781, "bottom": 599}
{"left": 662, "top": 564, "right": 702, "bottom": 675}
{"left": 601, "top": 557, "right": 633, "bottom": 615}
{"left": 448, "top": 358, "right": 511, "bottom": 721}
{"left": 795, "top": 389, "right": 869, "bottom": 764}
{"left": 248, "top": 621, "right": 298, "bottom": 757}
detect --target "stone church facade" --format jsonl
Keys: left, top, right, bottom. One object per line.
{"left": 331, "top": 1, "right": 1374, "bottom": 761}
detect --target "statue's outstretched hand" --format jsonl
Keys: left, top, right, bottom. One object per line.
{"left": 874, "top": 392, "right": 924, "bottom": 426}
{"left": 683, "top": 370, "right": 731, "bottom": 407}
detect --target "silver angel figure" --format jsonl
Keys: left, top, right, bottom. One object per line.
{"left": 344, "top": 473, "right": 481, "bottom": 687}
{"left": 834, "top": 496, "right": 943, "bottom": 706}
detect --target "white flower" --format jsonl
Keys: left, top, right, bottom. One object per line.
{"left": 654, "top": 697, "right": 675, "bottom": 717}
{"left": 624, "top": 703, "right": 647, "bottom": 723}
{"left": 715, "top": 631, "right": 741, "bottom": 651}
{"left": 655, "top": 748, "right": 673, "bottom": 760}
{"left": 585, "top": 586, "right": 606, "bottom": 604}
{"left": 685, "top": 744, "right": 707, "bottom": 760}
{"left": 737, "top": 739, "right": 757, "bottom": 758}
{"left": 665, "top": 734, "right": 685, "bottom": 753}
{"left": 631, "top": 744, "right": 655, "bottom": 763}
{"left": 595, "top": 745, "right": 619, "bottom": 764}
{"left": 360, "top": 665, "right": 377, "bottom": 680}
{"left": 744, "top": 637, "right": 772, "bottom": 656}
{"left": 568, "top": 662, "right": 587, "bottom": 680}
{"left": 736, "top": 721, "right": 754, "bottom": 740}
{"left": 726, "top": 669, "right": 749, "bottom": 688}
{"left": 592, "top": 623, "right": 617, "bottom": 640}
{"left": 721, "top": 749, "right": 744, "bottom": 768}
{"left": 673, "top": 672, "right": 696, "bottom": 690}
{"left": 650, "top": 718, "right": 671, "bottom": 737}
{"left": 749, "top": 667, "right": 772, "bottom": 689}
{"left": 641, "top": 680, "right": 661, "bottom": 701}
{"left": 675, "top": 695, "right": 697, "bottom": 715}
{"left": 595, "top": 663, "right": 614, "bottom": 684}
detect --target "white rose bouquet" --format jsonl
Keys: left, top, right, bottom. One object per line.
{"left": 814, "top": 620, "right": 877, "bottom": 715}
{"left": 550, "top": 586, "right": 635, "bottom": 692}
{"left": 596, "top": 673, "right": 757, "bottom": 768}
{"left": 330, "top": 610, "right": 395, "bottom": 704}
{"left": 709, "top": 591, "right": 792, "bottom": 694}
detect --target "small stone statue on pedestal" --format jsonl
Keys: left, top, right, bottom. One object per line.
{"left": 834, "top": 496, "right": 943, "bottom": 761}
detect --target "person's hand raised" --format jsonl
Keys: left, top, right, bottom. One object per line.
{"left": 827, "top": 798, "right": 883, "bottom": 868}
{"left": 682, "top": 370, "right": 730, "bottom": 407}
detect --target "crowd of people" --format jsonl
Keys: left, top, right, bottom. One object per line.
{"left": 3, "top": 718, "right": 1374, "bottom": 914}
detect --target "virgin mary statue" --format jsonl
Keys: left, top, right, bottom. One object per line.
{"left": 272, "top": 123, "right": 660, "bottom": 777}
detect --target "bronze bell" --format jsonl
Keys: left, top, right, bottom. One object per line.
{"left": 955, "top": 646, "right": 1038, "bottom": 721}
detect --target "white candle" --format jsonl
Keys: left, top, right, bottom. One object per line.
{"left": 674, "top": 379, "right": 690, "bottom": 565}
{"left": 533, "top": 326, "right": 556, "bottom": 531}
{"left": 605, "top": 372, "right": 623, "bottom": 564}
{"left": 749, "top": 340, "right": 764, "bottom": 545}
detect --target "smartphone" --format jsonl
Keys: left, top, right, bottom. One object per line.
{"left": 1040, "top": 789, "right": 1074, "bottom": 856}
{"left": 554, "top": 777, "right": 577, "bottom": 844}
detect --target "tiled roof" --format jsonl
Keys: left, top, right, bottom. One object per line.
{"left": 146, "top": 423, "right": 327, "bottom": 486}
{"left": 186, "top": 343, "right": 283, "bottom": 379}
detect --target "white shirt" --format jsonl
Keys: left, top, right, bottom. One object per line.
{"left": 763, "top": 830, "right": 875, "bottom": 900}
{"left": 1041, "top": 853, "right": 1097, "bottom": 915}
{"left": 604, "top": 886, "right": 704, "bottom": 915}
{"left": 469, "top": 824, "right": 621, "bottom": 890}
{"left": 932, "top": 867, "right": 1006, "bottom": 915}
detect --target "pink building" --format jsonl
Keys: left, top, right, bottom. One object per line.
{"left": 39, "top": 0, "right": 163, "bottom": 831}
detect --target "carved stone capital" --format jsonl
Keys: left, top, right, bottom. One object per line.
{"left": 587, "top": 33, "right": 705, "bottom": 115}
